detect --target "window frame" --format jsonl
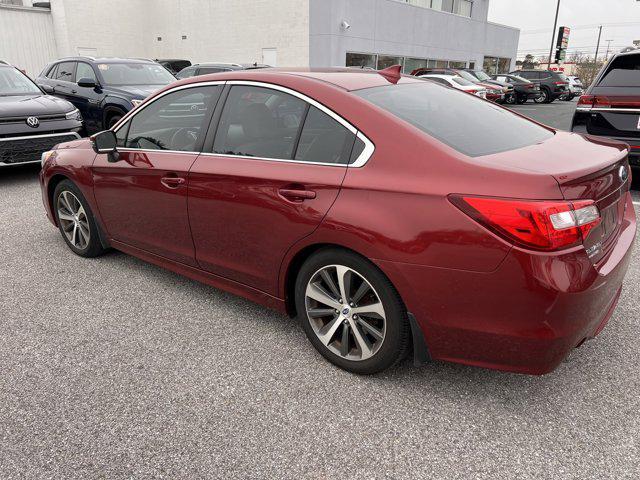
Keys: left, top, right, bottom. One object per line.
{"left": 113, "top": 82, "right": 224, "bottom": 155}
{"left": 111, "top": 80, "right": 374, "bottom": 168}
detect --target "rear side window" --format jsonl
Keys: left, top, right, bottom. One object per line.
{"left": 198, "top": 67, "right": 227, "bottom": 75}
{"left": 354, "top": 82, "right": 553, "bottom": 157}
{"left": 213, "top": 85, "right": 307, "bottom": 159}
{"left": 55, "top": 62, "right": 75, "bottom": 82}
{"left": 598, "top": 54, "right": 640, "bottom": 87}
{"left": 294, "top": 106, "right": 355, "bottom": 164}
{"left": 121, "top": 86, "right": 222, "bottom": 151}
{"left": 176, "top": 66, "right": 196, "bottom": 79}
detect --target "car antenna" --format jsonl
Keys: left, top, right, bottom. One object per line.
{"left": 378, "top": 65, "right": 402, "bottom": 84}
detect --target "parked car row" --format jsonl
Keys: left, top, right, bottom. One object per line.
{"left": 572, "top": 47, "right": 640, "bottom": 169}
{"left": 38, "top": 65, "right": 635, "bottom": 375}
{"left": 411, "top": 67, "right": 510, "bottom": 102}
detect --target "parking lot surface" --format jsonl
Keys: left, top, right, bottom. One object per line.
{"left": 1, "top": 161, "right": 638, "bottom": 479}
{"left": 505, "top": 98, "right": 578, "bottom": 131}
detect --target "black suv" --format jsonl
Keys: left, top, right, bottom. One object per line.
{"left": 176, "top": 62, "right": 270, "bottom": 79}
{"left": 0, "top": 63, "right": 82, "bottom": 167}
{"left": 36, "top": 57, "right": 175, "bottom": 134}
{"left": 572, "top": 48, "right": 640, "bottom": 168}
{"left": 509, "top": 69, "right": 568, "bottom": 103}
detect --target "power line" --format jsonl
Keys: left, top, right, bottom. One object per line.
{"left": 520, "top": 21, "right": 640, "bottom": 34}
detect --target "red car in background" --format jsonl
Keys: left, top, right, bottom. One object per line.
{"left": 39, "top": 67, "right": 635, "bottom": 375}
{"left": 411, "top": 67, "right": 508, "bottom": 102}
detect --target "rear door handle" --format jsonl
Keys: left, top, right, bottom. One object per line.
{"left": 161, "top": 176, "right": 186, "bottom": 189}
{"left": 278, "top": 188, "right": 317, "bottom": 202}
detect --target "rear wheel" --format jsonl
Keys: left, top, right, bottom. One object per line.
{"left": 295, "top": 249, "right": 410, "bottom": 374}
{"left": 54, "top": 180, "right": 106, "bottom": 258}
{"left": 534, "top": 87, "right": 552, "bottom": 103}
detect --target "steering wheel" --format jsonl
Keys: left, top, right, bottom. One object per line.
{"left": 170, "top": 128, "right": 199, "bottom": 151}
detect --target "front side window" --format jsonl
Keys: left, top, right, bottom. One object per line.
{"left": 0, "top": 67, "right": 42, "bottom": 95}
{"left": 98, "top": 63, "right": 175, "bottom": 86}
{"left": 76, "top": 63, "right": 97, "bottom": 83}
{"left": 176, "top": 67, "right": 196, "bottom": 80}
{"left": 354, "top": 82, "right": 553, "bottom": 157}
{"left": 55, "top": 62, "right": 75, "bottom": 82}
{"left": 213, "top": 85, "right": 307, "bottom": 159}
{"left": 121, "top": 86, "right": 221, "bottom": 152}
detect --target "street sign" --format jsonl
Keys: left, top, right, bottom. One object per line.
{"left": 555, "top": 26, "right": 570, "bottom": 64}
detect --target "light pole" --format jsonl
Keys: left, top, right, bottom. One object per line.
{"left": 605, "top": 39, "right": 614, "bottom": 59}
{"left": 547, "top": 0, "right": 561, "bottom": 68}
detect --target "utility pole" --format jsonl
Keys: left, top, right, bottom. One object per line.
{"left": 548, "top": 0, "right": 561, "bottom": 68}
{"left": 594, "top": 25, "right": 603, "bottom": 63}
{"left": 605, "top": 39, "right": 614, "bottom": 59}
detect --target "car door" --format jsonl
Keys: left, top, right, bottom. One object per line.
{"left": 92, "top": 84, "right": 223, "bottom": 266}
{"left": 71, "top": 62, "right": 103, "bottom": 133}
{"left": 188, "top": 83, "right": 361, "bottom": 295}
{"left": 51, "top": 61, "right": 77, "bottom": 105}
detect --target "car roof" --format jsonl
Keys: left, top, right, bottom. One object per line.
{"left": 177, "top": 67, "right": 424, "bottom": 91}
{"left": 419, "top": 73, "right": 456, "bottom": 79}
{"left": 56, "top": 57, "right": 157, "bottom": 64}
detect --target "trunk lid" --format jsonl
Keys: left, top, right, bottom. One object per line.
{"left": 478, "top": 131, "right": 631, "bottom": 263}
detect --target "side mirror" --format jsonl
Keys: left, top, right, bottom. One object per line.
{"left": 92, "top": 130, "right": 119, "bottom": 162}
{"left": 40, "top": 84, "right": 54, "bottom": 94}
{"left": 77, "top": 77, "right": 97, "bottom": 88}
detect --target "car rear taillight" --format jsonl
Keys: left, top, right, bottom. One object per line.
{"left": 554, "top": 81, "right": 568, "bottom": 85}
{"left": 449, "top": 196, "right": 601, "bottom": 251}
{"left": 577, "top": 95, "right": 612, "bottom": 110}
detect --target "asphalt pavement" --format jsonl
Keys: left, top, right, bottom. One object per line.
{"left": 1, "top": 117, "right": 639, "bottom": 478}
{"left": 505, "top": 97, "right": 578, "bottom": 131}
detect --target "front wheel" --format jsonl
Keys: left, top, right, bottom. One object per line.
{"left": 54, "top": 180, "right": 107, "bottom": 258}
{"left": 295, "top": 249, "right": 410, "bottom": 374}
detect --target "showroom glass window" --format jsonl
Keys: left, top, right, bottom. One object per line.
{"left": 76, "top": 62, "right": 97, "bottom": 83}
{"left": 404, "top": 58, "right": 428, "bottom": 74}
{"left": 120, "top": 86, "right": 221, "bottom": 151}
{"left": 377, "top": 56, "right": 403, "bottom": 70}
{"left": 346, "top": 53, "right": 377, "bottom": 69}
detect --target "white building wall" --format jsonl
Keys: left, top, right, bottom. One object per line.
{"left": 0, "top": 4, "right": 57, "bottom": 76}
{"left": 46, "top": 0, "right": 309, "bottom": 67}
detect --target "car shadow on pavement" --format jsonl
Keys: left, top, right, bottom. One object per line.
{"left": 0, "top": 163, "right": 41, "bottom": 187}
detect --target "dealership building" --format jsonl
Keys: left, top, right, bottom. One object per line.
{"left": 1, "top": 0, "right": 519, "bottom": 77}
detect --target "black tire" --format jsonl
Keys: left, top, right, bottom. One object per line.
{"left": 295, "top": 248, "right": 410, "bottom": 374}
{"left": 53, "top": 180, "right": 107, "bottom": 258}
{"left": 516, "top": 95, "right": 528, "bottom": 104}
{"left": 534, "top": 88, "right": 549, "bottom": 103}
{"left": 505, "top": 94, "right": 516, "bottom": 105}
{"left": 106, "top": 113, "right": 123, "bottom": 129}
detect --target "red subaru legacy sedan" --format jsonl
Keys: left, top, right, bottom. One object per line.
{"left": 39, "top": 67, "right": 636, "bottom": 375}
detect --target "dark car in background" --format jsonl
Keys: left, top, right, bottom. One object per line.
{"left": 155, "top": 59, "right": 191, "bottom": 75}
{"left": 493, "top": 73, "right": 542, "bottom": 104}
{"left": 510, "top": 69, "right": 568, "bottom": 103}
{"left": 0, "top": 63, "right": 82, "bottom": 167}
{"left": 36, "top": 57, "right": 175, "bottom": 134}
{"left": 572, "top": 48, "right": 640, "bottom": 169}
{"left": 176, "top": 62, "right": 270, "bottom": 79}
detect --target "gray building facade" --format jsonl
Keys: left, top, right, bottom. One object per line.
{"left": 310, "top": 0, "right": 519, "bottom": 73}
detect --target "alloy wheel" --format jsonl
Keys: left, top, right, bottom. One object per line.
{"left": 305, "top": 265, "right": 386, "bottom": 361}
{"left": 57, "top": 191, "right": 90, "bottom": 250}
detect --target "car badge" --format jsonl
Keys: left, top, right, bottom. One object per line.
{"left": 619, "top": 165, "right": 628, "bottom": 183}
{"left": 26, "top": 116, "right": 40, "bottom": 128}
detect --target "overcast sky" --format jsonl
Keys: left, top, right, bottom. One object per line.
{"left": 488, "top": 0, "right": 640, "bottom": 60}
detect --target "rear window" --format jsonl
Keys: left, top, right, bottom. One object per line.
{"left": 354, "top": 82, "right": 553, "bottom": 157}
{"left": 598, "top": 54, "right": 640, "bottom": 87}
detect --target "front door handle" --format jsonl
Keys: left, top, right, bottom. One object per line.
{"left": 161, "top": 176, "right": 186, "bottom": 189}
{"left": 278, "top": 188, "right": 317, "bottom": 202}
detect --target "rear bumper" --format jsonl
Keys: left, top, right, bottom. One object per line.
{"left": 376, "top": 193, "right": 637, "bottom": 375}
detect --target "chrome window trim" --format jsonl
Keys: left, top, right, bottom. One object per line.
{"left": 117, "top": 148, "right": 201, "bottom": 155}
{"left": 0, "top": 132, "right": 80, "bottom": 143}
{"left": 112, "top": 79, "right": 376, "bottom": 168}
